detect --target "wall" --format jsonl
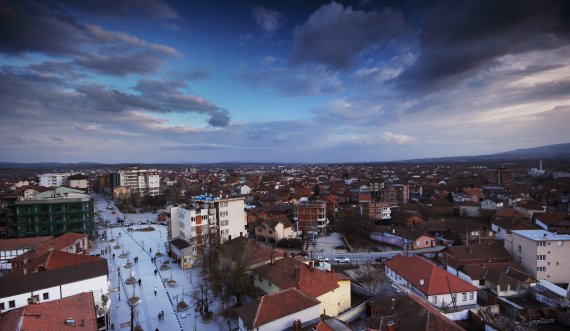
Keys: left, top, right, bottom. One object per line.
{"left": 0, "top": 274, "right": 107, "bottom": 313}
{"left": 238, "top": 303, "right": 320, "bottom": 331}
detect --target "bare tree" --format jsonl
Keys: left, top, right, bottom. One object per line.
{"left": 216, "top": 307, "right": 238, "bottom": 331}
{"left": 191, "top": 280, "right": 216, "bottom": 320}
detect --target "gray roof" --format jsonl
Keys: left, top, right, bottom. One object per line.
{"left": 511, "top": 230, "right": 570, "bottom": 241}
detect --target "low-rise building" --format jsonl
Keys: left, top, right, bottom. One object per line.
{"left": 293, "top": 199, "right": 329, "bottom": 233}
{"left": 385, "top": 254, "right": 478, "bottom": 309}
{"left": 254, "top": 215, "right": 297, "bottom": 243}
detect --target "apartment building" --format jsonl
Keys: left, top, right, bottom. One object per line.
{"left": 505, "top": 230, "right": 570, "bottom": 283}
{"left": 488, "top": 168, "right": 513, "bottom": 186}
{"left": 362, "top": 201, "right": 391, "bottom": 221}
{"left": 117, "top": 166, "right": 160, "bottom": 197}
{"left": 38, "top": 173, "right": 72, "bottom": 188}
{"left": 4, "top": 187, "right": 94, "bottom": 238}
{"left": 293, "top": 199, "right": 329, "bottom": 233}
{"left": 169, "top": 205, "right": 214, "bottom": 267}
{"left": 193, "top": 196, "right": 247, "bottom": 242}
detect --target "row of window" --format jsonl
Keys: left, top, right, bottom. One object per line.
{"left": 434, "top": 292, "right": 473, "bottom": 304}
{"left": 220, "top": 211, "right": 229, "bottom": 217}
{"left": 220, "top": 220, "right": 229, "bottom": 226}
{"left": 0, "top": 293, "right": 50, "bottom": 311}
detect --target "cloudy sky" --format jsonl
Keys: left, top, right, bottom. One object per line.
{"left": 1, "top": 0, "right": 569, "bottom": 163}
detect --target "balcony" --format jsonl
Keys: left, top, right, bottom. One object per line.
{"left": 317, "top": 218, "right": 329, "bottom": 228}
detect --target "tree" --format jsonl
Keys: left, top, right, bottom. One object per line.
{"left": 216, "top": 307, "right": 238, "bottom": 331}
{"left": 191, "top": 280, "right": 216, "bottom": 320}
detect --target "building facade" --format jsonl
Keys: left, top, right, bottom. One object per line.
{"left": 117, "top": 166, "right": 160, "bottom": 197}
{"left": 505, "top": 230, "right": 570, "bottom": 283}
{"left": 362, "top": 201, "right": 391, "bottom": 222}
{"left": 4, "top": 188, "right": 94, "bottom": 238}
{"left": 293, "top": 200, "right": 329, "bottom": 233}
{"left": 38, "top": 173, "right": 71, "bottom": 188}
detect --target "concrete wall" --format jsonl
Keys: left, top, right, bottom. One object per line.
{"left": 238, "top": 303, "right": 320, "bottom": 331}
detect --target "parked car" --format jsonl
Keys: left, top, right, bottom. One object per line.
{"left": 334, "top": 257, "right": 350, "bottom": 263}
{"left": 371, "top": 246, "right": 382, "bottom": 252}
{"left": 316, "top": 256, "right": 329, "bottom": 262}
{"left": 334, "top": 245, "right": 348, "bottom": 250}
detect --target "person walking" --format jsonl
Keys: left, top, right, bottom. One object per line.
{"left": 150, "top": 247, "right": 152, "bottom": 253}
{"left": 157, "top": 312, "right": 161, "bottom": 321}
{"left": 154, "top": 286, "right": 157, "bottom": 296}
{"left": 154, "top": 269, "right": 158, "bottom": 276}
{"left": 138, "top": 278, "right": 141, "bottom": 286}
{"left": 161, "top": 311, "right": 164, "bottom": 321}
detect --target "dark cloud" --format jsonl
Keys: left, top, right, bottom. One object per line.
{"left": 74, "top": 52, "right": 163, "bottom": 76}
{"left": 396, "top": 0, "right": 570, "bottom": 91}
{"left": 58, "top": 0, "right": 178, "bottom": 20}
{"left": 74, "top": 84, "right": 163, "bottom": 113}
{"left": 0, "top": 0, "right": 179, "bottom": 76}
{"left": 252, "top": 6, "right": 286, "bottom": 35}
{"left": 235, "top": 66, "right": 344, "bottom": 97}
{"left": 290, "top": 2, "right": 408, "bottom": 70}
{"left": 0, "top": 1, "right": 88, "bottom": 55}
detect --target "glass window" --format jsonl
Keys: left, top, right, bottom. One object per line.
{"left": 43, "top": 293, "right": 49, "bottom": 300}
{"left": 9, "top": 300, "right": 15, "bottom": 308}
{"left": 469, "top": 292, "right": 474, "bottom": 300}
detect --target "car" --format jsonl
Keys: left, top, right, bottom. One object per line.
{"left": 371, "top": 246, "right": 382, "bottom": 252}
{"left": 334, "top": 257, "right": 350, "bottom": 263}
{"left": 316, "top": 256, "right": 329, "bottom": 262}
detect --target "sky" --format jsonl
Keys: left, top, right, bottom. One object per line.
{"left": 1, "top": 0, "right": 569, "bottom": 163}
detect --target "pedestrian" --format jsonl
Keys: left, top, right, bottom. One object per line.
{"left": 155, "top": 328, "right": 159, "bottom": 331}
{"left": 150, "top": 247, "right": 152, "bottom": 253}
{"left": 138, "top": 278, "right": 141, "bottom": 286}
{"left": 111, "top": 323, "right": 115, "bottom": 331}
{"left": 157, "top": 312, "right": 161, "bottom": 321}
{"left": 112, "top": 253, "right": 115, "bottom": 259}
{"left": 154, "top": 286, "right": 157, "bottom": 296}
{"left": 154, "top": 269, "right": 158, "bottom": 276}
{"left": 161, "top": 311, "right": 164, "bottom": 321}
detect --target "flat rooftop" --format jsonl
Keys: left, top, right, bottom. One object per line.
{"left": 512, "top": 230, "right": 570, "bottom": 241}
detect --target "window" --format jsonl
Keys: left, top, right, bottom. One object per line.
{"left": 268, "top": 281, "right": 272, "bottom": 287}
{"left": 537, "top": 255, "right": 546, "bottom": 261}
{"left": 269, "top": 230, "right": 273, "bottom": 235}
{"left": 537, "top": 240, "right": 546, "bottom": 246}
{"left": 462, "top": 293, "right": 467, "bottom": 301}
{"left": 258, "top": 275, "right": 262, "bottom": 281}
{"left": 451, "top": 294, "right": 457, "bottom": 303}
{"left": 43, "top": 293, "right": 49, "bottom": 300}
{"left": 469, "top": 292, "right": 474, "bottom": 300}
{"left": 479, "top": 279, "right": 485, "bottom": 286}
{"left": 537, "top": 266, "right": 546, "bottom": 272}
{"left": 0, "top": 302, "right": 4, "bottom": 311}
{"left": 432, "top": 296, "right": 438, "bottom": 304}
{"left": 518, "top": 245, "right": 522, "bottom": 253}
{"left": 9, "top": 300, "right": 15, "bottom": 308}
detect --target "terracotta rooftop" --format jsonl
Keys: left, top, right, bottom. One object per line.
{"left": 253, "top": 256, "right": 340, "bottom": 297}
{"left": 6, "top": 250, "right": 105, "bottom": 277}
{"left": 495, "top": 208, "right": 528, "bottom": 220}
{"left": 0, "top": 236, "right": 53, "bottom": 251}
{"left": 222, "top": 236, "right": 284, "bottom": 268}
{"left": 235, "top": 287, "right": 320, "bottom": 329}
{"left": 259, "top": 214, "right": 293, "bottom": 230}
{"left": 0, "top": 292, "right": 98, "bottom": 331}
{"left": 12, "top": 232, "right": 88, "bottom": 264}
{"left": 444, "top": 241, "right": 512, "bottom": 262}
{"left": 367, "top": 287, "right": 464, "bottom": 331}
{"left": 385, "top": 254, "right": 478, "bottom": 296}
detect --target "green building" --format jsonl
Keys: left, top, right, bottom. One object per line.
{"left": 4, "top": 187, "right": 95, "bottom": 238}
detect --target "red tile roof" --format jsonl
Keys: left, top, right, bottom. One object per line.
{"left": 444, "top": 241, "right": 512, "bottom": 262}
{"left": 235, "top": 288, "right": 320, "bottom": 329}
{"left": 385, "top": 255, "right": 478, "bottom": 296}
{"left": 6, "top": 250, "right": 104, "bottom": 277}
{"left": 12, "top": 232, "right": 88, "bottom": 264}
{"left": 0, "top": 236, "right": 53, "bottom": 251}
{"left": 254, "top": 257, "right": 340, "bottom": 297}
{"left": 222, "top": 236, "right": 284, "bottom": 268}
{"left": 0, "top": 292, "right": 98, "bottom": 331}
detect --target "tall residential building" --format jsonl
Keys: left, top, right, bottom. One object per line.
{"left": 488, "top": 168, "right": 513, "bottom": 186}
{"left": 169, "top": 196, "right": 247, "bottom": 266}
{"left": 3, "top": 187, "right": 94, "bottom": 238}
{"left": 117, "top": 166, "right": 160, "bottom": 197}
{"left": 38, "top": 173, "right": 72, "bottom": 188}
{"left": 505, "top": 230, "right": 570, "bottom": 284}
{"left": 362, "top": 201, "right": 391, "bottom": 222}
{"left": 293, "top": 199, "right": 329, "bottom": 233}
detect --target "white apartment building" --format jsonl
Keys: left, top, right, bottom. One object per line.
{"left": 170, "top": 206, "right": 214, "bottom": 255}
{"left": 194, "top": 195, "right": 247, "bottom": 242}
{"left": 505, "top": 230, "right": 570, "bottom": 283}
{"left": 117, "top": 166, "right": 160, "bottom": 197}
{"left": 38, "top": 172, "right": 71, "bottom": 187}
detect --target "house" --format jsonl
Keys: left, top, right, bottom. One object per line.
{"left": 239, "top": 184, "right": 252, "bottom": 195}
{"left": 366, "top": 287, "right": 464, "bottom": 331}
{"left": 533, "top": 211, "right": 570, "bottom": 232}
{"left": 481, "top": 197, "right": 504, "bottom": 210}
{"left": 221, "top": 236, "right": 285, "bottom": 270}
{"left": 11, "top": 232, "right": 89, "bottom": 270}
{"left": 443, "top": 241, "right": 512, "bottom": 273}
{"left": 252, "top": 256, "right": 351, "bottom": 316}
{"left": 255, "top": 215, "right": 298, "bottom": 243}
{"left": 505, "top": 230, "right": 570, "bottom": 283}
{"left": 0, "top": 292, "right": 100, "bottom": 331}
{"left": 405, "top": 214, "right": 424, "bottom": 227}
{"left": 375, "top": 227, "right": 437, "bottom": 251}
{"left": 491, "top": 217, "right": 537, "bottom": 241}
{"left": 384, "top": 254, "right": 478, "bottom": 309}
{"left": 447, "top": 219, "right": 495, "bottom": 244}
{"left": 0, "top": 236, "right": 53, "bottom": 270}
{"left": 235, "top": 287, "right": 321, "bottom": 331}
{"left": 514, "top": 200, "right": 546, "bottom": 219}
{"left": 460, "top": 263, "right": 536, "bottom": 297}
{"left": 0, "top": 250, "right": 108, "bottom": 314}
{"left": 458, "top": 201, "right": 482, "bottom": 217}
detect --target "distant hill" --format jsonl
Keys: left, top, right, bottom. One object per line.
{"left": 1, "top": 143, "right": 569, "bottom": 169}
{"left": 402, "top": 143, "right": 570, "bottom": 163}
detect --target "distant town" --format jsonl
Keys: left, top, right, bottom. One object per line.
{"left": 0, "top": 155, "right": 569, "bottom": 331}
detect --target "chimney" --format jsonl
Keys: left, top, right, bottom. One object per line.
{"left": 419, "top": 279, "right": 425, "bottom": 286}
{"left": 309, "top": 261, "right": 314, "bottom": 270}
{"left": 387, "top": 320, "right": 396, "bottom": 331}
{"left": 391, "top": 298, "right": 395, "bottom": 310}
